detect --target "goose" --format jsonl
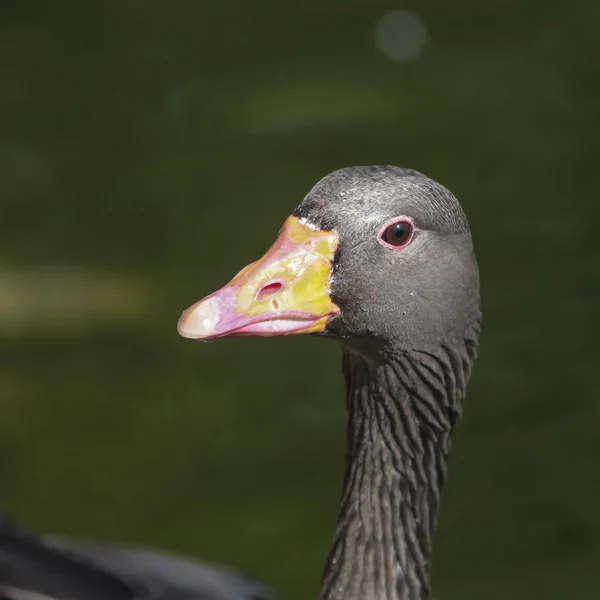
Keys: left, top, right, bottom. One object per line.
{"left": 178, "top": 165, "right": 481, "bottom": 600}
{"left": 0, "top": 510, "right": 270, "bottom": 600}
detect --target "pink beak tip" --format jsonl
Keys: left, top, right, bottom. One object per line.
{"left": 177, "top": 294, "right": 223, "bottom": 340}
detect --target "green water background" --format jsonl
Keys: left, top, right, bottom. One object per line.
{"left": 1, "top": 2, "right": 599, "bottom": 598}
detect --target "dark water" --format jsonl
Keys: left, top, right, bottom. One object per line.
{"left": 1, "top": 2, "right": 599, "bottom": 598}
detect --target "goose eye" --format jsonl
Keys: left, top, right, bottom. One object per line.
{"left": 380, "top": 219, "right": 414, "bottom": 248}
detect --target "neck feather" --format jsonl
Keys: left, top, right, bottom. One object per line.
{"left": 319, "top": 338, "right": 477, "bottom": 600}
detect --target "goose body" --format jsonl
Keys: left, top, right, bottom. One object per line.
{"left": 178, "top": 166, "right": 481, "bottom": 600}
{"left": 0, "top": 512, "right": 270, "bottom": 600}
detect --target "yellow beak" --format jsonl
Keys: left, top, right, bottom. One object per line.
{"left": 177, "top": 216, "right": 340, "bottom": 340}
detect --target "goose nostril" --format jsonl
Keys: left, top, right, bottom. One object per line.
{"left": 256, "top": 281, "right": 284, "bottom": 301}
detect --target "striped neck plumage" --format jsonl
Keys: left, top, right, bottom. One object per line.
{"left": 320, "top": 341, "right": 476, "bottom": 600}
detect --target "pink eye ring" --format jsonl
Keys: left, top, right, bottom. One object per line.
{"left": 378, "top": 218, "right": 415, "bottom": 249}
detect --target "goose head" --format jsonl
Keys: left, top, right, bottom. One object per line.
{"left": 177, "top": 165, "right": 480, "bottom": 360}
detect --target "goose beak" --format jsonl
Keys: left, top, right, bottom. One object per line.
{"left": 177, "top": 215, "right": 340, "bottom": 340}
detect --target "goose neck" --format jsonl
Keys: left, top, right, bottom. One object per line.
{"left": 320, "top": 344, "right": 472, "bottom": 600}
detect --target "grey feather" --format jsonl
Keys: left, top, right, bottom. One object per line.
{"left": 0, "top": 514, "right": 270, "bottom": 600}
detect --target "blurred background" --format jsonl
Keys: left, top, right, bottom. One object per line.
{"left": 1, "top": 1, "right": 599, "bottom": 598}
